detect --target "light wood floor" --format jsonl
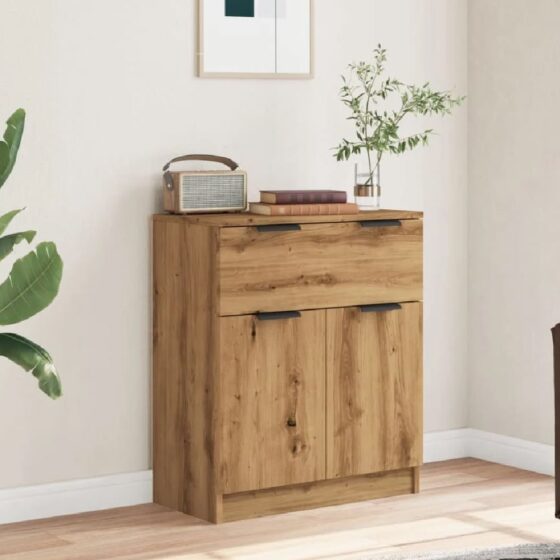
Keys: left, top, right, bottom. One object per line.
{"left": 0, "top": 459, "right": 557, "bottom": 559}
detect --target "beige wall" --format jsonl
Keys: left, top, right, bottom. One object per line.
{"left": 468, "top": 0, "right": 560, "bottom": 444}
{"left": 0, "top": 0, "right": 467, "bottom": 488}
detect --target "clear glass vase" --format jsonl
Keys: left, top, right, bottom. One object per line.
{"left": 354, "top": 163, "right": 381, "bottom": 210}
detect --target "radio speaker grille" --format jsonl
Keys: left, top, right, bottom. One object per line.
{"left": 181, "top": 174, "right": 246, "bottom": 211}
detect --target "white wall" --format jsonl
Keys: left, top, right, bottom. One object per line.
{"left": 0, "top": 0, "right": 468, "bottom": 489}
{"left": 468, "top": 0, "right": 560, "bottom": 445}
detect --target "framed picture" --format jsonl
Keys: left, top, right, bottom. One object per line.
{"left": 198, "top": 0, "right": 313, "bottom": 79}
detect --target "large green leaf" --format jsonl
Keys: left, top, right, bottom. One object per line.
{"left": 0, "top": 242, "right": 63, "bottom": 325}
{"left": 0, "top": 209, "right": 24, "bottom": 236}
{"left": 0, "top": 109, "right": 26, "bottom": 188}
{"left": 0, "top": 231, "right": 36, "bottom": 262}
{"left": 0, "top": 332, "right": 61, "bottom": 398}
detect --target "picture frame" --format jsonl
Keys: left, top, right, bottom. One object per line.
{"left": 197, "top": 0, "right": 314, "bottom": 79}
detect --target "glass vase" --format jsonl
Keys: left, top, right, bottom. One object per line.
{"left": 354, "top": 163, "right": 381, "bottom": 210}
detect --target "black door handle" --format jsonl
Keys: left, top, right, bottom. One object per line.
{"left": 255, "top": 311, "right": 302, "bottom": 321}
{"left": 256, "top": 224, "right": 301, "bottom": 232}
{"left": 359, "top": 303, "right": 402, "bottom": 313}
{"left": 360, "top": 220, "right": 401, "bottom": 228}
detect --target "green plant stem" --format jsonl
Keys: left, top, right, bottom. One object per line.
{"left": 334, "top": 45, "right": 464, "bottom": 173}
{"left": 358, "top": 67, "right": 376, "bottom": 185}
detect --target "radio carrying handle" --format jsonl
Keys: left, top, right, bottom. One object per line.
{"left": 163, "top": 154, "right": 240, "bottom": 190}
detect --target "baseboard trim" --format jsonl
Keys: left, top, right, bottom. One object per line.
{"left": 467, "top": 428, "right": 554, "bottom": 476}
{"left": 424, "top": 428, "right": 554, "bottom": 476}
{"left": 424, "top": 429, "right": 470, "bottom": 462}
{"left": 0, "top": 429, "right": 553, "bottom": 525}
{"left": 0, "top": 470, "right": 152, "bottom": 525}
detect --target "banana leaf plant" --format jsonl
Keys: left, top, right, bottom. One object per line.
{"left": 0, "top": 109, "right": 63, "bottom": 398}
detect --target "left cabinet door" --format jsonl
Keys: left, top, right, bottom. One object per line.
{"left": 219, "top": 310, "right": 326, "bottom": 494}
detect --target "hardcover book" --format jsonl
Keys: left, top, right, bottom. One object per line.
{"left": 249, "top": 202, "right": 359, "bottom": 216}
{"left": 260, "top": 190, "right": 347, "bottom": 204}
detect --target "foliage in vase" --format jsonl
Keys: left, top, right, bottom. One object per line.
{"left": 334, "top": 45, "right": 465, "bottom": 185}
{"left": 0, "top": 109, "right": 63, "bottom": 398}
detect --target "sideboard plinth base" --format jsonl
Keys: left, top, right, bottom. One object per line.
{"left": 216, "top": 467, "right": 419, "bottom": 523}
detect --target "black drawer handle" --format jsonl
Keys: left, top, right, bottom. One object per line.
{"left": 256, "top": 224, "right": 301, "bottom": 232}
{"left": 256, "top": 311, "right": 301, "bottom": 321}
{"left": 359, "top": 303, "right": 402, "bottom": 313}
{"left": 360, "top": 220, "right": 401, "bottom": 228}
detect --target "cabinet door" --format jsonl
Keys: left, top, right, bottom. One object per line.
{"left": 326, "top": 303, "right": 422, "bottom": 478}
{"left": 219, "top": 310, "right": 326, "bottom": 493}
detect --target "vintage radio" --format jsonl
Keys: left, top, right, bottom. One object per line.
{"left": 162, "top": 154, "right": 247, "bottom": 214}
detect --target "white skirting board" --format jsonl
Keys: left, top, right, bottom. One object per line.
{"left": 0, "top": 429, "right": 554, "bottom": 525}
{"left": 424, "top": 428, "right": 554, "bottom": 476}
{"left": 0, "top": 470, "right": 152, "bottom": 525}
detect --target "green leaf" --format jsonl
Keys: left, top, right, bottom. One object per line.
{"left": 0, "top": 241, "right": 63, "bottom": 325}
{"left": 335, "top": 45, "right": 464, "bottom": 165}
{"left": 0, "top": 109, "right": 26, "bottom": 188}
{"left": 0, "top": 209, "right": 24, "bottom": 236}
{"left": 0, "top": 231, "right": 36, "bottom": 262}
{"left": 0, "top": 333, "right": 61, "bottom": 398}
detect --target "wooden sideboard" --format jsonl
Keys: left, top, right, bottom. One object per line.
{"left": 153, "top": 210, "right": 423, "bottom": 523}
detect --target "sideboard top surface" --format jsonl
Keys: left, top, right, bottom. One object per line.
{"left": 153, "top": 209, "right": 423, "bottom": 227}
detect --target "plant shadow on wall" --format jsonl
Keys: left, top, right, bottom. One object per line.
{"left": 334, "top": 45, "right": 464, "bottom": 207}
{"left": 0, "top": 109, "right": 63, "bottom": 398}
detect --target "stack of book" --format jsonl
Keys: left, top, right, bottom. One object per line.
{"left": 249, "top": 190, "right": 358, "bottom": 216}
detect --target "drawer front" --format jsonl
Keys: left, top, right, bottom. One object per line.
{"left": 218, "top": 219, "right": 422, "bottom": 316}
{"left": 218, "top": 310, "right": 326, "bottom": 494}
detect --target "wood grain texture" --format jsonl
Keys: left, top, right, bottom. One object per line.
{"left": 326, "top": 303, "right": 423, "bottom": 478}
{"left": 161, "top": 173, "right": 179, "bottom": 213}
{"left": 218, "top": 220, "right": 423, "bottom": 316}
{"left": 219, "top": 311, "right": 326, "bottom": 493}
{"left": 222, "top": 468, "right": 414, "bottom": 522}
{"left": 413, "top": 465, "right": 421, "bottom": 493}
{"left": 153, "top": 220, "right": 184, "bottom": 512}
{"left": 153, "top": 209, "right": 423, "bottom": 227}
{"left": 153, "top": 211, "right": 423, "bottom": 523}
{"left": 153, "top": 219, "right": 221, "bottom": 522}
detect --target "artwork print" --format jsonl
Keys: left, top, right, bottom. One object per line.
{"left": 199, "top": 0, "right": 312, "bottom": 77}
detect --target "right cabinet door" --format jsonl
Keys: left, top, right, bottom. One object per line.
{"left": 326, "top": 302, "right": 423, "bottom": 478}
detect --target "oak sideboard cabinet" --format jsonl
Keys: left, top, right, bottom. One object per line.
{"left": 153, "top": 210, "right": 423, "bottom": 523}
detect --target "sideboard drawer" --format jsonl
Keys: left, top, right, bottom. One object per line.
{"left": 218, "top": 219, "right": 422, "bottom": 316}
